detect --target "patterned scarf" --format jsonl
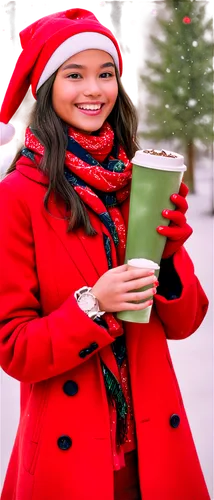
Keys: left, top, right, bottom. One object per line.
{"left": 21, "top": 121, "right": 132, "bottom": 443}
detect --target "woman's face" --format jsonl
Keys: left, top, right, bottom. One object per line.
{"left": 52, "top": 49, "right": 118, "bottom": 134}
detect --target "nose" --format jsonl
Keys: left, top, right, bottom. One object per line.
{"left": 83, "top": 77, "right": 102, "bottom": 97}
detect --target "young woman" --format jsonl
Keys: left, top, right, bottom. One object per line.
{"left": 0, "top": 8, "right": 210, "bottom": 500}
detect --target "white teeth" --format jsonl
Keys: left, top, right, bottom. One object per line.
{"left": 77, "top": 104, "right": 102, "bottom": 110}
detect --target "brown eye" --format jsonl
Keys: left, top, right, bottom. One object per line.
{"left": 67, "top": 73, "right": 82, "bottom": 79}
{"left": 100, "top": 72, "right": 114, "bottom": 78}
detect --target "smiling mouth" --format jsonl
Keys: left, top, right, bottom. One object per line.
{"left": 75, "top": 104, "right": 104, "bottom": 116}
{"left": 75, "top": 104, "right": 103, "bottom": 111}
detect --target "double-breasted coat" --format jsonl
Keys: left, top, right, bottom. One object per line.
{"left": 0, "top": 159, "right": 210, "bottom": 499}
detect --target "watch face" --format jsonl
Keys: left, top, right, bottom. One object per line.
{"left": 78, "top": 293, "right": 97, "bottom": 312}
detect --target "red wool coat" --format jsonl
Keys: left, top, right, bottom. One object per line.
{"left": 0, "top": 161, "right": 210, "bottom": 500}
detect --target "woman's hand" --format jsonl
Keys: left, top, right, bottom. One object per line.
{"left": 91, "top": 264, "right": 158, "bottom": 313}
{"left": 156, "top": 182, "right": 193, "bottom": 259}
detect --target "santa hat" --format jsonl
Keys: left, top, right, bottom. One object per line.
{"left": 0, "top": 8, "right": 122, "bottom": 145}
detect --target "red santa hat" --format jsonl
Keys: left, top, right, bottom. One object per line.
{"left": 0, "top": 8, "right": 122, "bottom": 145}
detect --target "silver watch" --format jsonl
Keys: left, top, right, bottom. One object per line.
{"left": 74, "top": 286, "right": 105, "bottom": 320}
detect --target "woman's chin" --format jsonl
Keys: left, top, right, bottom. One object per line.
{"left": 68, "top": 120, "right": 105, "bottom": 135}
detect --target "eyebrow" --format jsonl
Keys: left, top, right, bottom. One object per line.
{"left": 62, "top": 62, "right": 115, "bottom": 71}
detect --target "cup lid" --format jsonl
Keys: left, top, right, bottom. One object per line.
{"left": 132, "top": 149, "right": 186, "bottom": 171}
{"left": 128, "top": 258, "right": 160, "bottom": 269}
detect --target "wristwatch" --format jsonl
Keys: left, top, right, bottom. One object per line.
{"left": 74, "top": 286, "right": 105, "bottom": 320}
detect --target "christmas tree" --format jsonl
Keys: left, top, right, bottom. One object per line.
{"left": 140, "top": 0, "right": 213, "bottom": 192}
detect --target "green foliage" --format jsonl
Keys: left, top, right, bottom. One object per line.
{"left": 140, "top": 0, "right": 213, "bottom": 149}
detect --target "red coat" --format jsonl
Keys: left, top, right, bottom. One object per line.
{"left": 0, "top": 161, "right": 210, "bottom": 500}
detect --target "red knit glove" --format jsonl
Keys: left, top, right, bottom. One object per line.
{"left": 156, "top": 182, "right": 193, "bottom": 259}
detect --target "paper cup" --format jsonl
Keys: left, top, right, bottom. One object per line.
{"left": 117, "top": 258, "right": 160, "bottom": 323}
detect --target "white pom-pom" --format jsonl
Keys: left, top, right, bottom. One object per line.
{"left": 0, "top": 122, "right": 15, "bottom": 146}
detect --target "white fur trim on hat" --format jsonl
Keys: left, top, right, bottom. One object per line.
{"left": 36, "top": 32, "right": 120, "bottom": 91}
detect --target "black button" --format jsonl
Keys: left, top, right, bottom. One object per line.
{"left": 169, "top": 414, "right": 180, "bottom": 428}
{"left": 90, "top": 342, "right": 98, "bottom": 351}
{"left": 79, "top": 345, "right": 95, "bottom": 358}
{"left": 79, "top": 349, "right": 86, "bottom": 358}
{"left": 63, "top": 380, "right": 78, "bottom": 396}
{"left": 79, "top": 348, "right": 90, "bottom": 358}
{"left": 57, "top": 435, "right": 72, "bottom": 450}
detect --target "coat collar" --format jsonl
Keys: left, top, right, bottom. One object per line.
{"left": 16, "top": 158, "right": 49, "bottom": 186}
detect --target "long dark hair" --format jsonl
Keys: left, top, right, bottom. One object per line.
{"left": 7, "top": 68, "right": 140, "bottom": 234}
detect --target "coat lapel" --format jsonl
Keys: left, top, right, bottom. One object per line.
{"left": 43, "top": 193, "right": 109, "bottom": 283}
{"left": 16, "top": 163, "right": 109, "bottom": 283}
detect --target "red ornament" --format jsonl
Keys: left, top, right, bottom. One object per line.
{"left": 183, "top": 16, "right": 191, "bottom": 24}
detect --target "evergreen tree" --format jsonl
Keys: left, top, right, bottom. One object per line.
{"left": 140, "top": 0, "right": 213, "bottom": 192}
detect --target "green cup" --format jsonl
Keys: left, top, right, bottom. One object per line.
{"left": 117, "top": 148, "right": 186, "bottom": 324}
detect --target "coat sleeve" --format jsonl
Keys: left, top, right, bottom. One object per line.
{"left": 154, "top": 246, "right": 208, "bottom": 340}
{"left": 0, "top": 179, "right": 114, "bottom": 384}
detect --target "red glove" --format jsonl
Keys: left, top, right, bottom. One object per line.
{"left": 156, "top": 182, "right": 193, "bottom": 259}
